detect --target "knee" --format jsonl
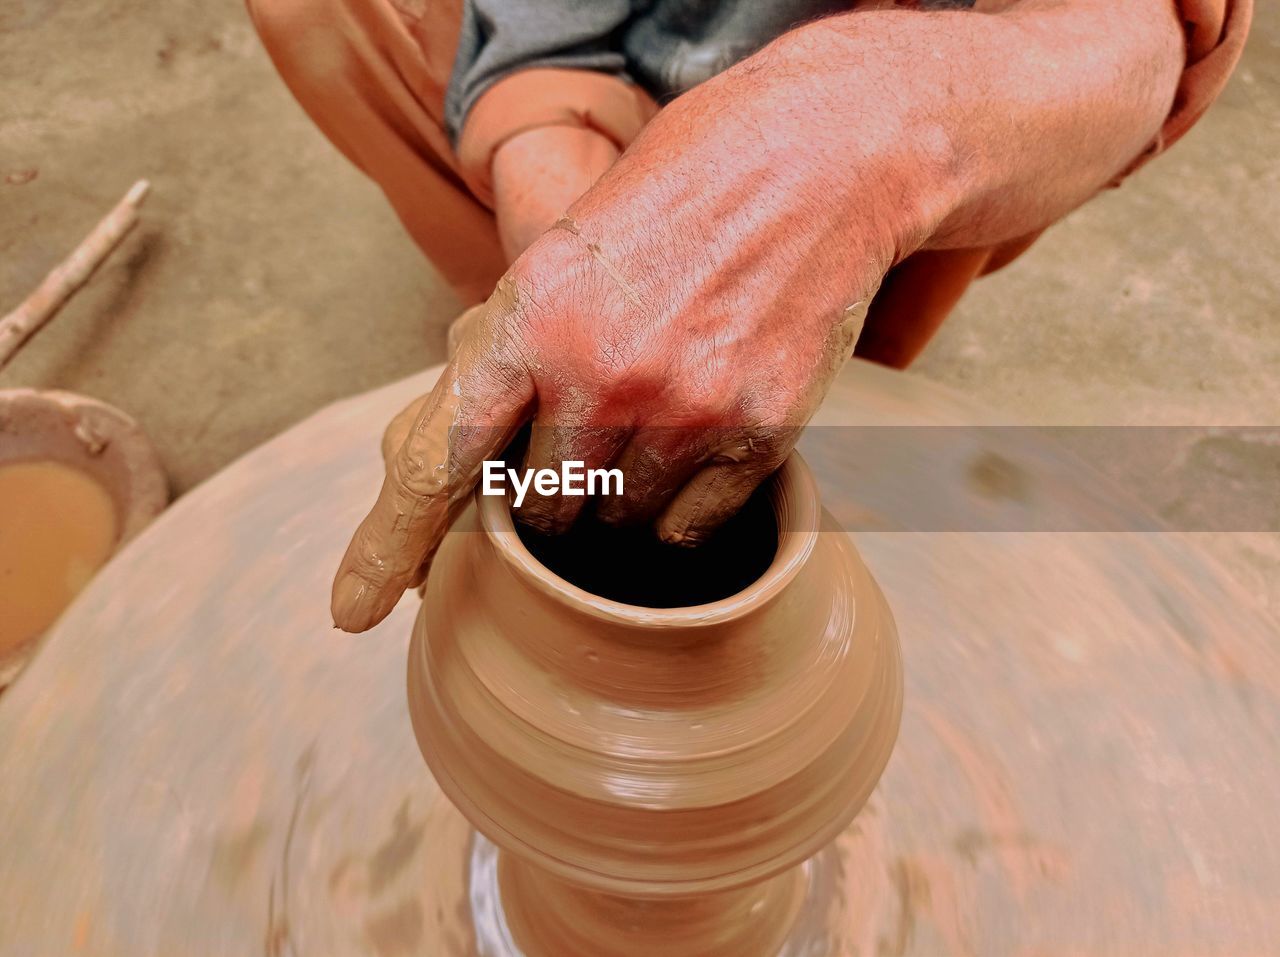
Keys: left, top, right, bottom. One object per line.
{"left": 247, "top": 0, "right": 346, "bottom": 81}
{"left": 247, "top": 0, "right": 309, "bottom": 53}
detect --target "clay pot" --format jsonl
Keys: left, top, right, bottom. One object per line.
{"left": 408, "top": 453, "right": 902, "bottom": 956}
{"left": 0, "top": 389, "right": 167, "bottom": 686}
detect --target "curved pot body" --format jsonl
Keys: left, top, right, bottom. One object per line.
{"left": 408, "top": 454, "right": 902, "bottom": 898}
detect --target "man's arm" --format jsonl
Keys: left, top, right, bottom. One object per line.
{"left": 578, "top": 0, "right": 1185, "bottom": 264}
{"left": 331, "top": 1, "right": 1197, "bottom": 631}
{"left": 817, "top": 0, "right": 1185, "bottom": 249}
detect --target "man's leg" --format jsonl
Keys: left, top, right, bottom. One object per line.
{"left": 854, "top": 231, "right": 1042, "bottom": 368}
{"left": 247, "top": 0, "right": 507, "bottom": 304}
{"left": 853, "top": 248, "right": 995, "bottom": 368}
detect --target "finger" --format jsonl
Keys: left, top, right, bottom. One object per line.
{"left": 656, "top": 432, "right": 793, "bottom": 547}
{"left": 332, "top": 307, "right": 534, "bottom": 632}
{"left": 594, "top": 427, "right": 709, "bottom": 528}
{"left": 392, "top": 302, "right": 496, "bottom": 465}
{"left": 404, "top": 422, "right": 529, "bottom": 592}
{"left": 514, "top": 420, "right": 630, "bottom": 534}
{"left": 384, "top": 388, "right": 472, "bottom": 592}
{"left": 379, "top": 393, "right": 447, "bottom": 593}
{"left": 381, "top": 394, "right": 431, "bottom": 467}
{"left": 446, "top": 304, "right": 487, "bottom": 359}
{"left": 383, "top": 393, "right": 434, "bottom": 595}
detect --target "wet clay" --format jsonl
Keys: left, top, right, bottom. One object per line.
{"left": 408, "top": 453, "right": 904, "bottom": 956}
{"left": 0, "top": 461, "right": 118, "bottom": 654}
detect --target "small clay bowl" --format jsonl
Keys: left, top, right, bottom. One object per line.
{"left": 0, "top": 389, "right": 167, "bottom": 687}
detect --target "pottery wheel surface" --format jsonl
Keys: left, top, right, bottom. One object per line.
{"left": 2, "top": 362, "right": 1278, "bottom": 955}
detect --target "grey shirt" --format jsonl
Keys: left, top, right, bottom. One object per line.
{"left": 445, "top": 0, "right": 974, "bottom": 143}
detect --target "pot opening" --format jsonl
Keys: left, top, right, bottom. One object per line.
{"left": 514, "top": 485, "right": 779, "bottom": 609}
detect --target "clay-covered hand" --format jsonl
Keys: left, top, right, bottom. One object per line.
{"left": 330, "top": 30, "right": 943, "bottom": 632}
{"left": 333, "top": 1, "right": 1182, "bottom": 631}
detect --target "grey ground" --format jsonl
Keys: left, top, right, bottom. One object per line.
{"left": 1, "top": 1, "right": 1277, "bottom": 608}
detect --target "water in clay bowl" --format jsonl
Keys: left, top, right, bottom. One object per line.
{"left": 0, "top": 389, "right": 167, "bottom": 688}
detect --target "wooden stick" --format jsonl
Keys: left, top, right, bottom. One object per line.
{"left": 0, "top": 179, "right": 151, "bottom": 372}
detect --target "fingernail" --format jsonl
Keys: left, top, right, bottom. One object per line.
{"left": 331, "top": 572, "right": 377, "bottom": 632}
{"left": 659, "top": 525, "right": 704, "bottom": 547}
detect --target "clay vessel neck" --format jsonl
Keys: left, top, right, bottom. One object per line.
{"left": 473, "top": 457, "right": 824, "bottom": 702}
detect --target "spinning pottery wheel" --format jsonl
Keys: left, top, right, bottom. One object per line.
{"left": 1, "top": 361, "right": 1278, "bottom": 955}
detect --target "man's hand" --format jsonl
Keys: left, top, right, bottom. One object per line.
{"left": 331, "top": 28, "right": 933, "bottom": 631}
{"left": 332, "top": 1, "right": 1183, "bottom": 632}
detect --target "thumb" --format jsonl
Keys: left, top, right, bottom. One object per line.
{"left": 382, "top": 299, "right": 489, "bottom": 468}
{"left": 332, "top": 282, "right": 535, "bottom": 631}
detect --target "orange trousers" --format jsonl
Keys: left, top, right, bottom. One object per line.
{"left": 248, "top": 0, "right": 1249, "bottom": 368}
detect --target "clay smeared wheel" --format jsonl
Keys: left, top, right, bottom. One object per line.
{"left": 1, "top": 361, "right": 1278, "bottom": 954}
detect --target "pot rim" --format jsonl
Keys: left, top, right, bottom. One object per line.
{"left": 475, "top": 453, "right": 820, "bottom": 629}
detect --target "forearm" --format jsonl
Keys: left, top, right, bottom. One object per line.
{"left": 562, "top": 0, "right": 1185, "bottom": 326}
{"left": 803, "top": 0, "right": 1186, "bottom": 250}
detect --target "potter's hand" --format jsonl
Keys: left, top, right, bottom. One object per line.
{"left": 330, "top": 37, "right": 923, "bottom": 632}
{"left": 333, "top": 1, "right": 1183, "bottom": 631}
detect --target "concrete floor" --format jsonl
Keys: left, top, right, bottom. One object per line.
{"left": 2, "top": 2, "right": 1277, "bottom": 605}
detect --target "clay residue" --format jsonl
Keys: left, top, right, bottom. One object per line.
{"left": 549, "top": 215, "right": 644, "bottom": 308}
{"left": 885, "top": 854, "right": 976, "bottom": 957}
{"left": 966, "top": 450, "right": 1032, "bottom": 504}
{"left": 920, "top": 706, "right": 1070, "bottom": 900}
